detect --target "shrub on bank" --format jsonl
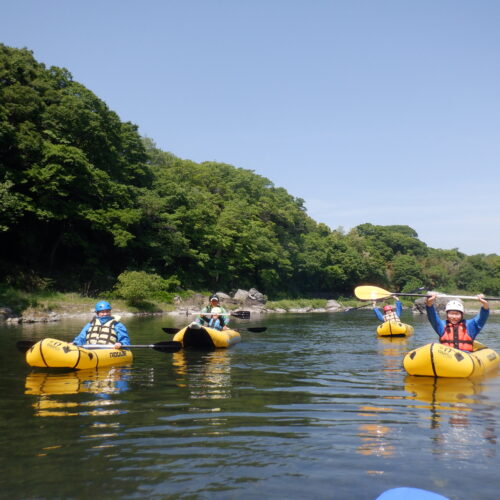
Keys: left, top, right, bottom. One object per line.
{"left": 112, "top": 270, "right": 180, "bottom": 307}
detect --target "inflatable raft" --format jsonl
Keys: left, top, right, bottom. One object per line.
{"left": 403, "top": 341, "right": 500, "bottom": 378}
{"left": 172, "top": 325, "right": 241, "bottom": 349}
{"left": 376, "top": 487, "right": 449, "bottom": 500}
{"left": 25, "top": 338, "right": 133, "bottom": 370}
{"left": 377, "top": 320, "right": 414, "bottom": 337}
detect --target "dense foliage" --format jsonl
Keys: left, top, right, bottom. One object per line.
{"left": 1, "top": 44, "right": 499, "bottom": 300}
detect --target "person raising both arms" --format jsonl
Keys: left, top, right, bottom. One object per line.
{"left": 72, "top": 300, "right": 131, "bottom": 349}
{"left": 425, "top": 293, "right": 489, "bottom": 352}
{"left": 373, "top": 297, "right": 402, "bottom": 322}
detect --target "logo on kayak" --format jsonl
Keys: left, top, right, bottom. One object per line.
{"left": 109, "top": 350, "right": 127, "bottom": 358}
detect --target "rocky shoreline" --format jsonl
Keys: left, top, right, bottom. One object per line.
{"left": 1, "top": 288, "right": 498, "bottom": 324}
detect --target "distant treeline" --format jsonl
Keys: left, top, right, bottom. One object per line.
{"left": 1, "top": 44, "right": 499, "bottom": 299}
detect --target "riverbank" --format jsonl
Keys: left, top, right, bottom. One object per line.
{"left": 1, "top": 298, "right": 347, "bottom": 323}
{"left": 1, "top": 289, "right": 498, "bottom": 324}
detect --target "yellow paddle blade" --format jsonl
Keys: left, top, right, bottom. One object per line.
{"left": 354, "top": 285, "right": 393, "bottom": 301}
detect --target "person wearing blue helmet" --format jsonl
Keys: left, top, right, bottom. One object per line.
{"left": 72, "top": 300, "right": 130, "bottom": 349}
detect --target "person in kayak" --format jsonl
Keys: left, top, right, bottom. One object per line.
{"left": 373, "top": 297, "right": 402, "bottom": 322}
{"left": 207, "top": 307, "right": 224, "bottom": 331}
{"left": 72, "top": 300, "right": 131, "bottom": 349}
{"left": 194, "top": 294, "right": 230, "bottom": 330}
{"left": 425, "top": 293, "right": 489, "bottom": 351}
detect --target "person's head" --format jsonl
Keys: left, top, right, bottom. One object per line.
{"left": 445, "top": 299, "right": 464, "bottom": 324}
{"left": 211, "top": 307, "right": 222, "bottom": 318}
{"left": 383, "top": 305, "right": 393, "bottom": 312}
{"left": 209, "top": 295, "right": 220, "bottom": 306}
{"left": 95, "top": 300, "right": 112, "bottom": 316}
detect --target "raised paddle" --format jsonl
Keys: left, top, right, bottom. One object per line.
{"left": 162, "top": 326, "right": 267, "bottom": 334}
{"left": 16, "top": 340, "right": 182, "bottom": 354}
{"left": 346, "top": 287, "right": 426, "bottom": 311}
{"left": 354, "top": 285, "right": 500, "bottom": 301}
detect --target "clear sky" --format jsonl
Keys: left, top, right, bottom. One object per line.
{"left": 2, "top": 1, "right": 499, "bottom": 255}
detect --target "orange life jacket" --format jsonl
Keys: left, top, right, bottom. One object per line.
{"left": 440, "top": 320, "right": 474, "bottom": 352}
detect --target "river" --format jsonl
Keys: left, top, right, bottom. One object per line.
{"left": 1, "top": 310, "right": 500, "bottom": 499}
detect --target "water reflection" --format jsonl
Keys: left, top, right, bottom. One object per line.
{"left": 25, "top": 367, "right": 130, "bottom": 417}
{"left": 404, "top": 375, "right": 498, "bottom": 459}
{"left": 405, "top": 376, "right": 484, "bottom": 407}
{"left": 377, "top": 337, "right": 409, "bottom": 374}
{"left": 172, "top": 349, "right": 232, "bottom": 400}
{"left": 357, "top": 406, "right": 395, "bottom": 458}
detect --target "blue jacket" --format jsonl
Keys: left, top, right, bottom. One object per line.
{"left": 208, "top": 317, "right": 223, "bottom": 331}
{"left": 197, "top": 305, "right": 230, "bottom": 327}
{"left": 72, "top": 315, "right": 131, "bottom": 346}
{"left": 426, "top": 305, "right": 489, "bottom": 341}
{"left": 374, "top": 301, "right": 403, "bottom": 322}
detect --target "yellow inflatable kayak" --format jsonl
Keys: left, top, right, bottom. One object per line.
{"left": 25, "top": 338, "right": 133, "bottom": 370}
{"left": 377, "top": 320, "right": 414, "bottom": 337}
{"left": 403, "top": 341, "right": 500, "bottom": 378}
{"left": 173, "top": 325, "right": 241, "bottom": 349}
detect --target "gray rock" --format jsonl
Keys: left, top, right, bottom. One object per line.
{"left": 325, "top": 300, "right": 343, "bottom": 312}
{"left": 233, "top": 289, "right": 250, "bottom": 301}
{"left": 248, "top": 288, "right": 267, "bottom": 303}
{"left": 0, "top": 306, "right": 13, "bottom": 322}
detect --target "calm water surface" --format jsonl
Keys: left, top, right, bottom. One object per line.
{"left": 1, "top": 311, "right": 500, "bottom": 499}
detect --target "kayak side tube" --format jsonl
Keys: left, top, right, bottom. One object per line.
{"left": 173, "top": 326, "right": 241, "bottom": 349}
{"left": 377, "top": 320, "right": 414, "bottom": 337}
{"left": 25, "top": 338, "right": 133, "bottom": 370}
{"left": 403, "top": 341, "right": 500, "bottom": 378}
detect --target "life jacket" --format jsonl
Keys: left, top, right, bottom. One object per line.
{"left": 440, "top": 320, "right": 474, "bottom": 352}
{"left": 85, "top": 316, "right": 118, "bottom": 345}
{"left": 201, "top": 306, "right": 227, "bottom": 327}
{"left": 383, "top": 311, "right": 400, "bottom": 322}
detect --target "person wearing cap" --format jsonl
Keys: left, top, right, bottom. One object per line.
{"left": 373, "top": 297, "right": 402, "bottom": 322}
{"left": 195, "top": 294, "right": 230, "bottom": 330}
{"left": 72, "top": 300, "right": 130, "bottom": 349}
{"left": 425, "top": 293, "right": 489, "bottom": 351}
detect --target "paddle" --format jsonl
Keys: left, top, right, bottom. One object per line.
{"left": 346, "top": 287, "right": 426, "bottom": 311}
{"left": 16, "top": 340, "right": 182, "bottom": 354}
{"left": 162, "top": 326, "right": 267, "bottom": 334}
{"left": 83, "top": 342, "right": 182, "bottom": 352}
{"left": 185, "top": 310, "right": 251, "bottom": 319}
{"left": 354, "top": 285, "right": 500, "bottom": 301}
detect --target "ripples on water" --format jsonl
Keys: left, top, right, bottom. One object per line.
{"left": 1, "top": 312, "right": 500, "bottom": 499}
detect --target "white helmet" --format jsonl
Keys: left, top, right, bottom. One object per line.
{"left": 445, "top": 299, "right": 464, "bottom": 313}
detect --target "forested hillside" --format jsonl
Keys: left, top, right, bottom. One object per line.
{"left": 1, "top": 44, "right": 499, "bottom": 299}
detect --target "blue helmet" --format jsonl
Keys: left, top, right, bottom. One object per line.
{"left": 95, "top": 300, "right": 112, "bottom": 312}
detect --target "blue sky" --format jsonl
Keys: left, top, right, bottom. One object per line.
{"left": 2, "top": 1, "right": 499, "bottom": 255}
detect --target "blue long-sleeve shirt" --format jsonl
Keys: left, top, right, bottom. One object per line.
{"left": 374, "top": 301, "right": 403, "bottom": 322}
{"left": 425, "top": 305, "right": 489, "bottom": 340}
{"left": 72, "top": 315, "right": 130, "bottom": 346}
